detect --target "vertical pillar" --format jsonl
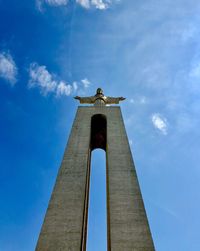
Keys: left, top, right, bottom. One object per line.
{"left": 106, "top": 107, "right": 155, "bottom": 250}
{"left": 36, "top": 108, "right": 91, "bottom": 251}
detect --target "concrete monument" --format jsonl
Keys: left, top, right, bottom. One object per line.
{"left": 36, "top": 88, "right": 155, "bottom": 251}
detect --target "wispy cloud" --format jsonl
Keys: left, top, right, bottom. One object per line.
{"left": 0, "top": 52, "right": 17, "bottom": 85}
{"left": 29, "top": 63, "right": 57, "bottom": 94}
{"left": 73, "top": 81, "right": 78, "bottom": 91}
{"left": 151, "top": 113, "right": 168, "bottom": 135}
{"left": 76, "top": 0, "right": 90, "bottom": 9}
{"left": 28, "top": 62, "right": 90, "bottom": 97}
{"left": 91, "top": 0, "right": 109, "bottom": 9}
{"left": 56, "top": 81, "right": 72, "bottom": 96}
{"left": 76, "top": 0, "right": 111, "bottom": 10}
{"left": 37, "top": 0, "right": 112, "bottom": 10}
{"left": 45, "top": 0, "right": 68, "bottom": 5}
{"left": 81, "top": 78, "right": 91, "bottom": 88}
{"left": 36, "top": 0, "right": 68, "bottom": 11}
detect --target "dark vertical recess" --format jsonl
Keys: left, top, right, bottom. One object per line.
{"left": 90, "top": 114, "right": 107, "bottom": 151}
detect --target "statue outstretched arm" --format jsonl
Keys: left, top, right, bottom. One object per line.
{"left": 106, "top": 96, "right": 126, "bottom": 104}
{"left": 74, "top": 96, "right": 96, "bottom": 104}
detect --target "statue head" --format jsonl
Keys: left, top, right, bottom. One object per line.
{"left": 96, "top": 88, "right": 103, "bottom": 95}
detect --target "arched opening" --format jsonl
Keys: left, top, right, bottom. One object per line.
{"left": 90, "top": 114, "right": 107, "bottom": 151}
{"left": 86, "top": 114, "right": 107, "bottom": 251}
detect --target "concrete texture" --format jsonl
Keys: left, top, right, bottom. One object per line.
{"left": 36, "top": 106, "right": 155, "bottom": 251}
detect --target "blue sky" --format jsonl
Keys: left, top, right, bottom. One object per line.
{"left": 1, "top": 0, "right": 200, "bottom": 250}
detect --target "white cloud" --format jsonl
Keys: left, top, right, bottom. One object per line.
{"left": 81, "top": 78, "right": 91, "bottom": 88}
{"left": 45, "top": 0, "right": 68, "bottom": 6}
{"left": 29, "top": 63, "right": 57, "bottom": 94}
{"left": 28, "top": 62, "right": 90, "bottom": 97}
{"left": 76, "top": 0, "right": 90, "bottom": 9}
{"left": 151, "top": 113, "right": 168, "bottom": 135}
{"left": 76, "top": 0, "right": 110, "bottom": 9}
{"left": 73, "top": 81, "right": 78, "bottom": 91}
{"left": 91, "top": 0, "right": 108, "bottom": 9}
{"left": 37, "top": 0, "right": 114, "bottom": 10}
{"left": 36, "top": 0, "right": 68, "bottom": 11}
{"left": 56, "top": 81, "right": 72, "bottom": 96}
{"left": 0, "top": 52, "right": 17, "bottom": 85}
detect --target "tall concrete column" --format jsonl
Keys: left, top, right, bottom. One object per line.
{"left": 36, "top": 108, "right": 92, "bottom": 251}
{"left": 36, "top": 105, "right": 155, "bottom": 251}
{"left": 106, "top": 107, "right": 155, "bottom": 251}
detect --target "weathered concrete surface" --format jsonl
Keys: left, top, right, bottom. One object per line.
{"left": 36, "top": 108, "right": 92, "bottom": 251}
{"left": 36, "top": 106, "right": 155, "bottom": 251}
{"left": 106, "top": 107, "right": 155, "bottom": 251}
